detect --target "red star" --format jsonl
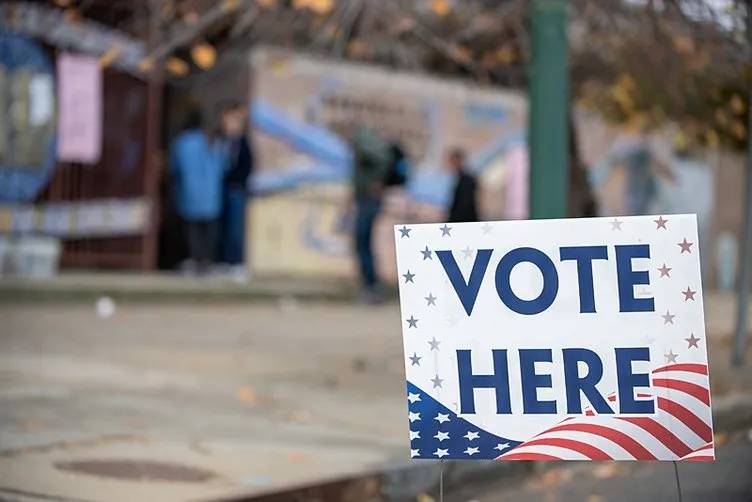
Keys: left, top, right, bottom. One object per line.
{"left": 657, "top": 263, "right": 672, "bottom": 278}
{"left": 678, "top": 238, "right": 693, "bottom": 254}
{"left": 685, "top": 333, "right": 700, "bottom": 349}
{"left": 654, "top": 216, "right": 668, "bottom": 230}
{"left": 682, "top": 287, "right": 697, "bottom": 301}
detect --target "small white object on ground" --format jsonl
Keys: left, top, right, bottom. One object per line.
{"left": 96, "top": 296, "right": 116, "bottom": 318}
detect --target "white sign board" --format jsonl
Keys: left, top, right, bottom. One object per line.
{"left": 395, "top": 215, "right": 713, "bottom": 461}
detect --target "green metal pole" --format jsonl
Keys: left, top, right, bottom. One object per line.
{"left": 528, "top": 0, "right": 569, "bottom": 219}
{"left": 731, "top": 0, "right": 752, "bottom": 366}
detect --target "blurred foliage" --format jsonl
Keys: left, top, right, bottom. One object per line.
{"left": 30, "top": 0, "right": 752, "bottom": 150}
{"left": 572, "top": 0, "right": 750, "bottom": 151}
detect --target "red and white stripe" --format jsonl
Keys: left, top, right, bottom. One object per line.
{"left": 498, "top": 363, "right": 714, "bottom": 461}
{"left": 680, "top": 443, "right": 715, "bottom": 462}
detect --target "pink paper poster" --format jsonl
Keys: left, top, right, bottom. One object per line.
{"left": 56, "top": 53, "right": 102, "bottom": 164}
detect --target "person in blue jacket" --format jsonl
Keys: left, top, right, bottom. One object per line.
{"left": 170, "top": 109, "right": 228, "bottom": 274}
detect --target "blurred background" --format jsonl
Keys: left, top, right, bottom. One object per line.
{"left": 0, "top": 0, "right": 751, "bottom": 501}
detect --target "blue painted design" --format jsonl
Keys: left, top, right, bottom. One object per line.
{"left": 248, "top": 99, "right": 525, "bottom": 208}
{"left": 0, "top": 34, "right": 57, "bottom": 202}
{"left": 406, "top": 381, "right": 520, "bottom": 460}
{"left": 251, "top": 98, "right": 351, "bottom": 173}
{"left": 465, "top": 102, "right": 508, "bottom": 125}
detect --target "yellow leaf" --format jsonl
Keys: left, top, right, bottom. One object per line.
{"left": 309, "top": 0, "right": 334, "bottom": 14}
{"left": 674, "top": 132, "right": 688, "bottom": 151}
{"left": 347, "top": 40, "right": 366, "bottom": 57}
{"left": 222, "top": 0, "right": 242, "bottom": 10}
{"left": 288, "top": 451, "right": 310, "bottom": 463}
{"left": 236, "top": 385, "right": 258, "bottom": 404}
{"left": 99, "top": 46, "right": 121, "bottom": 68}
{"left": 191, "top": 42, "right": 216, "bottom": 70}
{"left": 139, "top": 58, "right": 155, "bottom": 73}
{"left": 731, "top": 119, "right": 746, "bottom": 140}
{"left": 430, "top": 0, "right": 451, "bottom": 17}
{"left": 730, "top": 94, "right": 746, "bottom": 115}
{"left": 704, "top": 129, "right": 720, "bottom": 147}
{"left": 161, "top": 1, "right": 175, "bottom": 17}
{"left": 715, "top": 108, "right": 728, "bottom": 126}
{"left": 673, "top": 34, "right": 694, "bottom": 54}
{"left": 496, "top": 45, "right": 515, "bottom": 65}
{"left": 449, "top": 45, "right": 471, "bottom": 63}
{"left": 183, "top": 10, "right": 199, "bottom": 24}
{"left": 715, "top": 431, "right": 728, "bottom": 447}
{"left": 166, "top": 57, "right": 189, "bottom": 77}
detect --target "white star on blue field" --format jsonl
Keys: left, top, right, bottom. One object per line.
{"left": 406, "top": 382, "right": 519, "bottom": 460}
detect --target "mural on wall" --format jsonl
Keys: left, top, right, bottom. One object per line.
{"left": 577, "top": 110, "right": 721, "bottom": 284}
{"left": 0, "top": 34, "right": 57, "bottom": 203}
{"left": 248, "top": 49, "right": 528, "bottom": 281}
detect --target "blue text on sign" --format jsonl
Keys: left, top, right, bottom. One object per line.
{"left": 457, "top": 347, "right": 655, "bottom": 415}
{"left": 437, "top": 245, "right": 655, "bottom": 316}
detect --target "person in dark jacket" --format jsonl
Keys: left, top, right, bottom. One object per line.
{"left": 350, "top": 126, "right": 390, "bottom": 303}
{"left": 218, "top": 100, "right": 253, "bottom": 271}
{"left": 446, "top": 148, "right": 479, "bottom": 223}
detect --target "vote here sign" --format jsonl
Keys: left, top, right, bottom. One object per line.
{"left": 395, "top": 215, "right": 714, "bottom": 461}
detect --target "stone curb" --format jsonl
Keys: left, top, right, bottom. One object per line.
{"left": 0, "top": 277, "right": 362, "bottom": 304}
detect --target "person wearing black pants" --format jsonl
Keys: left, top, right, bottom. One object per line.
{"left": 446, "top": 148, "right": 479, "bottom": 223}
{"left": 169, "top": 109, "right": 228, "bottom": 274}
{"left": 185, "top": 219, "right": 218, "bottom": 270}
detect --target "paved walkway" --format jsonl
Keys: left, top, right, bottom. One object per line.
{"left": 0, "top": 302, "right": 406, "bottom": 501}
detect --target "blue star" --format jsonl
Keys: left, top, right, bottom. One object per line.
{"left": 398, "top": 225, "right": 411, "bottom": 238}
{"left": 403, "top": 270, "right": 415, "bottom": 283}
{"left": 420, "top": 246, "right": 432, "bottom": 260}
{"left": 425, "top": 293, "right": 437, "bottom": 306}
{"left": 409, "top": 352, "right": 422, "bottom": 365}
{"left": 406, "top": 316, "right": 418, "bottom": 328}
{"left": 440, "top": 224, "right": 452, "bottom": 237}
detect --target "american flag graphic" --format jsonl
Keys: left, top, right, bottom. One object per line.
{"left": 498, "top": 363, "right": 713, "bottom": 461}
{"left": 395, "top": 215, "right": 715, "bottom": 462}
